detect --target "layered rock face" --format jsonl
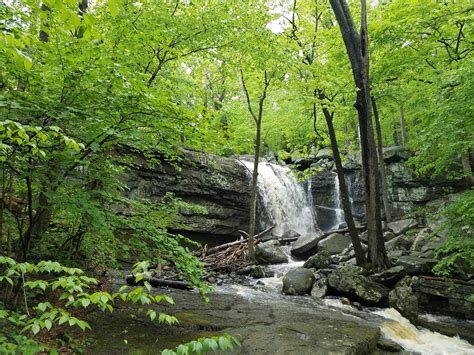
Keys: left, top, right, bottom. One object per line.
{"left": 124, "top": 149, "right": 250, "bottom": 245}
{"left": 308, "top": 146, "right": 465, "bottom": 220}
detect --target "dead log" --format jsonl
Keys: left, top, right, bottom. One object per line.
{"left": 126, "top": 274, "right": 192, "bottom": 290}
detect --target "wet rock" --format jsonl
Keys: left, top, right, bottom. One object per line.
{"left": 320, "top": 268, "right": 334, "bottom": 276}
{"left": 291, "top": 232, "right": 324, "bottom": 259}
{"left": 282, "top": 229, "right": 301, "bottom": 240}
{"left": 310, "top": 277, "right": 328, "bottom": 298}
{"left": 255, "top": 240, "right": 289, "bottom": 265}
{"left": 238, "top": 265, "right": 266, "bottom": 279}
{"left": 387, "top": 218, "right": 418, "bottom": 235}
{"left": 412, "top": 277, "right": 474, "bottom": 319}
{"left": 303, "top": 250, "right": 332, "bottom": 269}
{"left": 377, "top": 338, "right": 404, "bottom": 353}
{"left": 318, "top": 233, "right": 352, "bottom": 255}
{"left": 370, "top": 266, "right": 406, "bottom": 286}
{"left": 328, "top": 266, "right": 390, "bottom": 306}
{"left": 395, "top": 256, "right": 437, "bottom": 275}
{"left": 389, "top": 277, "right": 418, "bottom": 322}
{"left": 282, "top": 268, "right": 316, "bottom": 295}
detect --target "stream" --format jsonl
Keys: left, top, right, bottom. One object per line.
{"left": 87, "top": 160, "right": 474, "bottom": 354}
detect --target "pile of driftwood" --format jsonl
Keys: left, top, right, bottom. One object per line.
{"left": 196, "top": 225, "right": 367, "bottom": 273}
{"left": 195, "top": 226, "right": 275, "bottom": 273}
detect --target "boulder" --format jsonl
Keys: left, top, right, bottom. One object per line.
{"left": 383, "top": 231, "right": 397, "bottom": 241}
{"left": 412, "top": 277, "right": 474, "bottom": 319}
{"left": 318, "top": 233, "right": 352, "bottom": 255}
{"left": 387, "top": 218, "right": 418, "bottom": 235}
{"left": 377, "top": 338, "right": 404, "bottom": 353}
{"left": 370, "top": 266, "right": 406, "bottom": 286}
{"left": 282, "top": 268, "right": 316, "bottom": 295}
{"left": 387, "top": 250, "right": 404, "bottom": 264}
{"left": 255, "top": 240, "right": 288, "bottom": 265}
{"left": 385, "top": 235, "right": 413, "bottom": 251}
{"left": 282, "top": 229, "right": 301, "bottom": 239}
{"left": 315, "top": 148, "right": 333, "bottom": 160}
{"left": 328, "top": 266, "right": 390, "bottom": 306}
{"left": 410, "top": 227, "right": 432, "bottom": 251}
{"left": 310, "top": 277, "right": 328, "bottom": 298}
{"left": 291, "top": 232, "right": 324, "bottom": 259}
{"left": 382, "top": 146, "right": 411, "bottom": 163}
{"left": 420, "top": 238, "right": 445, "bottom": 253}
{"left": 395, "top": 256, "right": 437, "bottom": 275}
{"left": 389, "top": 277, "right": 418, "bottom": 322}
{"left": 303, "top": 250, "right": 332, "bottom": 270}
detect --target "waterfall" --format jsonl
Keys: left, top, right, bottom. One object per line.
{"left": 241, "top": 161, "right": 316, "bottom": 235}
{"left": 332, "top": 172, "right": 345, "bottom": 230}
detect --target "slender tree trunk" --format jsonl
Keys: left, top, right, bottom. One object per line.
{"left": 371, "top": 96, "right": 392, "bottom": 223}
{"left": 322, "top": 105, "right": 366, "bottom": 266}
{"left": 329, "top": 0, "right": 389, "bottom": 268}
{"left": 240, "top": 69, "right": 273, "bottom": 263}
{"left": 399, "top": 103, "right": 407, "bottom": 146}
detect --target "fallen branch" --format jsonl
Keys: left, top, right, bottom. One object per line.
{"left": 126, "top": 274, "right": 192, "bottom": 290}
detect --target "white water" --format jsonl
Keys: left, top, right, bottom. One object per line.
{"left": 234, "top": 159, "right": 474, "bottom": 354}
{"left": 332, "top": 172, "right": 345, "bottom": 230}
{"left": 375, "top": 308, "right": 474, "bottom": 354}
{"left": 241, "top": 161, "right": 316, "bottom": 235}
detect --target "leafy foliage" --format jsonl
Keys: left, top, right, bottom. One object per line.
{"left": 433, "top": 190, "right": 474, "bottom": 277}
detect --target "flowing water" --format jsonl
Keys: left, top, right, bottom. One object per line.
{"left": 241, "top": 160, "right": 316, "bottom": 235}
{"left": 233, "top": 159, "right": 474, "bottom": 354}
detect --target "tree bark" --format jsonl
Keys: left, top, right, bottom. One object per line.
{"left": 240, "top": 70, "right": 273, "bottom": 263}
{"left": 321, "top": 103, "right": 366, "bottom": 266}
{"left": 371, "top": 96, "right": 392, "bottom": 223}
{"left": 329, "top": 0, "right": 389, "bottom": 268}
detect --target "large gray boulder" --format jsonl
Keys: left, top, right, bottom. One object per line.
{"left": 385, "top": 235, "right": 413, "bottom": 251}
{"left": 282, "top": 268, "right": 316, "bottom": 295}
{"left": 413, "top": 277, "right": 474, "bottom": 319}
{"left": 255, "top": 240, "right": 288, "bottom": 265}
{"left": 303, "top": 250, "right": 332, "bottom": 270}
{"left": 389, "top": 277, "right": 418, "bottom": 322}
{"left": 370, "top": 266, "right": 406, "bottom": 286}
{"left": 291, "top": 232, "right": 324, "bottom": 259}
{"left": 383, "top": 146, "right": 411, "bottom": 163}
{"left": 318, "top": 233, "right": 352, "bottom": 255}
{"left": 328, "top": 266, "right": 390, "bottom": 306}
{"left": 387, "top": 218, "right": 418, "bottom": 235}
{"left": 395, "top": 256, "right": 437, "bottom": 275}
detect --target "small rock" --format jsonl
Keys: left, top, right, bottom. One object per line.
{"left": 208, "top": 276, "right": 216, "bottom": 283}
{"left": 291, "top": 232, "right": 324, "bottom": 259}
{"left": 388, "top": 218, "right": 418, "bottom": 235}
{"left": 249, "top": 265, "right": 265, "bottom": 279}
{"left": 282, "top": 268, "right": 316, "bottom": 296}
{"left": 318, "top": 233, "right": 352, "bottom": 255}
{"left": 303, "top": 250, "right": 332, "bottom": 269}
{"left": 370, "top": 266, "right": 406, "bottom": 286}
{"left": 255, "top": 240, "right": 289, "bottom": 265}
{"left": 282, "top": 229, "right": 301, "bottom": 239}
{"left": 310, "top": 277, "right": 328, "bottom": 298}
{"left": 395, "top": 256, "right": 438, "bottom": 275}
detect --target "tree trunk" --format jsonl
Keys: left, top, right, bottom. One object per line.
{"left": 321, "top": 105, "right": 366, "bottom": 266}
{"left": 247, "top": 122, "right": 261, "bottom": 263}
{"left": 329, "top": 0, "right": 389, "bottom": 268}
{"left": 399, "top": 103, "right": 407, "bottom": 146}
{"left": 461, "top": 151, "right": 474, "bottom": 187}
{"left": 371, "top": 96, "right": 392, "bottom": 223}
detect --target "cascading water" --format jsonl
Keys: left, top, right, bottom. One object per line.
{"left": 241, "top": 160, "right": 316, "bottom": 235}
{"left": 332, "top": 172, "right": 345, "bottom": 230}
